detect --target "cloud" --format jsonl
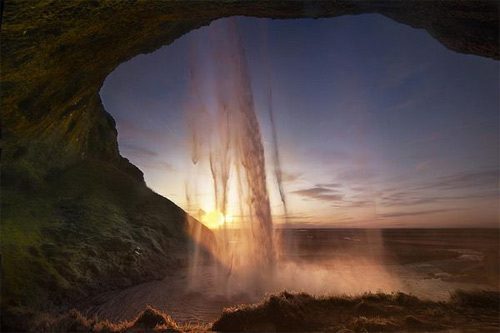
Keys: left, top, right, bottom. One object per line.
{"left": 292, "top": 182, "right": 375, "bottom": 207}
{"left": 315, "top": 183, "right": 343, "bottom": 189}
{"left": 331, "top": 200, "right": 373, "bottom": 208}
{"left": 378, "top": 208, "right": 457, "bottom": 218}
{"left": 416, "top": 169, "right": 498, "bottom": 191}
{"left": 380, "top": 60, "right": 430, "bottom": 89}
{"left": 381, "top": 191, "right": 498, "bottom": 207}
{"left": 407, "top": 119, "right": 494, "bottom": 148}
{"left": 140, "top": 160, "right": 176, "bottom": 172}
{"left": 416, "top": 160, "right": 432, "bottom": 172}
{"left": 120, "top": 143, "right": 176, "bottom": 172}
{"left": 281, "top": 171, "right": 302, "bottom": 183}
{"left": 350, "top": 186, "right": 368, "bottom": 192}
{"left": 292, "top": 186, "right": 343, "bottom": 202}
{"left": 337, "top": 168, "right": 378, "bottom": 181}
{"left": 274, "top": 213, "right": 314, "bottom": 222}
{"left": 344, "top": 200, "right": 373, "bottom": 208}
{"left": 379, "top": 190, "right": 433, "bottom": 207}
{"left": 117, "top": 120, "right": 165, "bottom": 142}
{"left": 380, "top": 169, "right": 499, "bottom": 207}
{"left": 120, "top": 142, "right": 158, "bottom": 158}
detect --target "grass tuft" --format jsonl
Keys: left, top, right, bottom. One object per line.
{"left": 450, "top": 289, "right": 500, "bottom": 309}
{"left": 212, "top": 290, "right": 499, "bottom": 332}
{"left": 14, "top": 289, "right": 500, "bottom": 332}
{"left": 130, "top": 305, "right": 179, "bottom": 331}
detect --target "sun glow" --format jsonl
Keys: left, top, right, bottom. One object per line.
{"left": 200, "top": 210, "right": 233, "bottom": 229}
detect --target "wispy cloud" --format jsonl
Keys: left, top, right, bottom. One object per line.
{"left": 140, "top": 160, "right": 176, "bottom": 172}
{"left": 120, "top": 143, "right": 176, "bottom": 172}
{"left": 379, "top": 169, "right": 498, "bottom": 207}
{"left": 416, "top": 169, "right": 498, "bottom": 191}
{"left": 292, "top": 186, "right": 343, "bottom": 202}
{"left": 274, "top": 212, "right": 314, "bottom": 222}
{"left": 381, "top": 191, "right": 498, "bottom": 207}
{"left": 337, "top": 168, "right": 378, "bottom": 182}
{"left": 380, "top": 60, "right": 430, "bottom": 89}
{"left": 415, "top": 160, "right": 432, "bottom": 172}
{"left": 117, "top": 120, "right": 164, "bottom": 142}
{"left": 315, "top": 183, "right": 342, "bottom": 188}
{"left": 281, "top": 171, "right": 302, "bottom": 183}
{"left": 331, "top": 200, "right": 373, "bottom": 208}
{"left": 407, "top": 119, "right": 496, "bottom": 148}
{"left": 121, "top": 142, "right": 158, "bottom": 158}
{"left": 378, "top": 208, "right": 457, "bottom": 218}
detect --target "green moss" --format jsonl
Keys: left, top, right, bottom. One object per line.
{"left": 1, "top": 157, "right": 197, "bottom": 324}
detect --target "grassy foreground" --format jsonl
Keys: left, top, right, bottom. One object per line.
{"left": 28, "top": 289, "right": 499, "bottom": 332}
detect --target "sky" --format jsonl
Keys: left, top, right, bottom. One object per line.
{"left": 100, "top": 14, "right": 499, "bottom": 228}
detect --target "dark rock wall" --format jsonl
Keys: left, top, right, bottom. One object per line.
{"left": 1, "top": 0, "right": 498, "bottom": 329}
{"left": 2, "top": 1, "right": 498, "bottom": 165}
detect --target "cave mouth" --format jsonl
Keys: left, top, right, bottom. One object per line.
{"left": 100, "top": 14, "right": 499, "bottom": 230}
{"left": 3, "top": 3, "right": 500, "bottom": 331}
{"left": 94, "top": 14, "right": 499, "bottom": 323}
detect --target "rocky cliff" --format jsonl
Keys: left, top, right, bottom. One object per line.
{"left": 1, "top": 0, "right": 498, "bottom": 330}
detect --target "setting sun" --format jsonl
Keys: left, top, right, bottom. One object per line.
{"left": 200, "top": 210, "right": 233, "bottom": 229}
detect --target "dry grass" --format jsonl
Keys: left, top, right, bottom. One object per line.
{"left": 212, "top": 290, "right": 500, "bottom": 332}
{"left": 25, "top": 289, "right": 499, "bottom": 332}
{"left": 450, "top": 289, "right": 500, "bottom": 308}
{"left": 31, "top": 306, "right": 181, "bottom": 332}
